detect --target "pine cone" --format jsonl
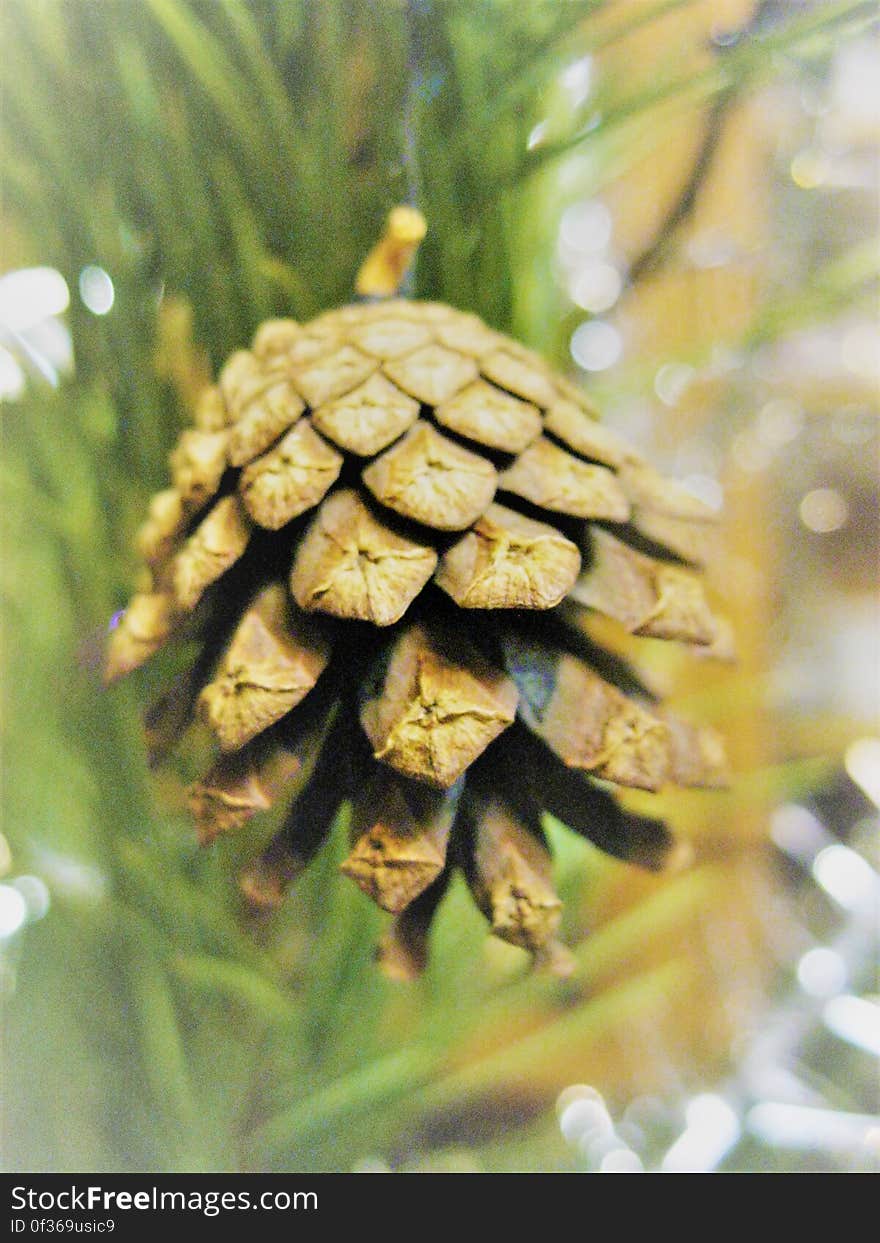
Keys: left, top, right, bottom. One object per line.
{"left": 107, "top": 296, "right": 730, "bottom": 977}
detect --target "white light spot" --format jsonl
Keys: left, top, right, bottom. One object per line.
{"left": 0, "top": 885, "right": 28, "bottom": 938}
{"left": 0, "top": 348, "right": 26, "bottom": 401}
{"left": 681, "top": 474, "right": 723, "bottom": 512}
{"left": 561, "top": 56, "right": 593, "bottom": 106}
{"left": 560, "top": 201, "right": 612, "bottom": 256}
{"left": 0, "top": 266, "right": 70, "bottom": 332}
{"left": 570, "top": 320, "right": 622, "bottom": 371}
{"left": 661, "top": 1094, "right": 741, "bottom": 1173}
{"left": 823, "top": 995, "right": 880, "bottom": 1056}
{"left": 527, "top": 121, "right": 548, "bottom": 151}
{"left": 796, "top": 947, "right": 847, "bottom": 998}
{"left": 570, "top": 262, "right": 622, "bottom": 313}
{"left": 747, "top": 1102, "right": 879, "bottom": 1152}
{"left": 559, "top": 1097, "right": 614, "bottom": 1146}
{"left": 769, "top": 804, "right": 829, "bottom": 861}
{"left": 79, "top": 265, "right": 115, "bottom": 315}
{"left": 581, "top": 1129, "right": 622, "bottom": 1164}
{"left": 654, "top": 363, "right": 695, "bottom": 407}
{"left": 600, "top": 1147, "right": 644, "bottom": 1173}
{"left": 27, "top": 315, "right": 74, "bottom": 383}
{"left": 11, "top": 875, "right": 51, "bottom": 922}
{"left": 812, "top": 843, "right": 879, "bottom": 912}
{"left": 845, "top": 737, "right": 880, "bottom": 808}
{"left": 756, "top": 399, "right": 804, "bottom": 446}
{"left": 790, "top": 148, "right": 830, "bottom": 188}
{"left": 555, "top": 1083, "right": 602, "bottom": 1118}
{"left": 799, "top": 488, "right": 848, "bottom": 533}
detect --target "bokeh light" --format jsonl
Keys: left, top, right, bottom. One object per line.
{"left": 654, "top": 362, "right": 695, "bottom": 407}
{"left": 790, "top": 148, "right": 830, "bottom": 189}
{"left": 78, "top": 266, "right": 115, "bottom": 316}
{"left": 823, "top": 996, "right": 880, "bottom": 1057}
{"left": 755, "top": 399, "right": 804, "bottom": 447}
{"left": 844, "top": 738, "right": 880, "bottom": 807}
{"left": 799, "top": 488, "right": 849, "bottom": 533}
{"left": 812, "top": 844, "right": 879, "bottom": 912}
{"left": 0, "top": 348, "right": 26, "bottom": 401}
{"left": 0, "top": 885, "right": 28, "bottom": 939}
{"left": 0, "top": 267, "right": 69, "bottom": 332}
{"left": 570, "top": 320, "right": 622, "bottom": 371}
{"left": 11, "top": 875, "right": 51, "bottom": 922}
{"left": 796, "top": 947, "right": 848, "bottom": 998}
{"left": 559, "top": 200, "right": 612, "bottom": 256}
{"left": 570, "top": 262, "right": 622, "bottom": 313}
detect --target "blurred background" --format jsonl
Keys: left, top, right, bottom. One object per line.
{"left": 1, "top": 0, "right": 877, "bottom": 1174}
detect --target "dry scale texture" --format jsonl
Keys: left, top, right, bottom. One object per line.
{"left": 107, "top": 298, "right": 730, "bottom": 976}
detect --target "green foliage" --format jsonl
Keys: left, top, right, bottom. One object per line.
{"left": 2, "top": 0, "right": 872, "bottom": 1172}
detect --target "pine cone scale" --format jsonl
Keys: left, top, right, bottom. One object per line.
{"left": 109, "top": 295, "right": 731, "bottom": 974}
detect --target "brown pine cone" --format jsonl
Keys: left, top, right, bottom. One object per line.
{"left": 107, "top": 296, "right": 730, "bottom": 977}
